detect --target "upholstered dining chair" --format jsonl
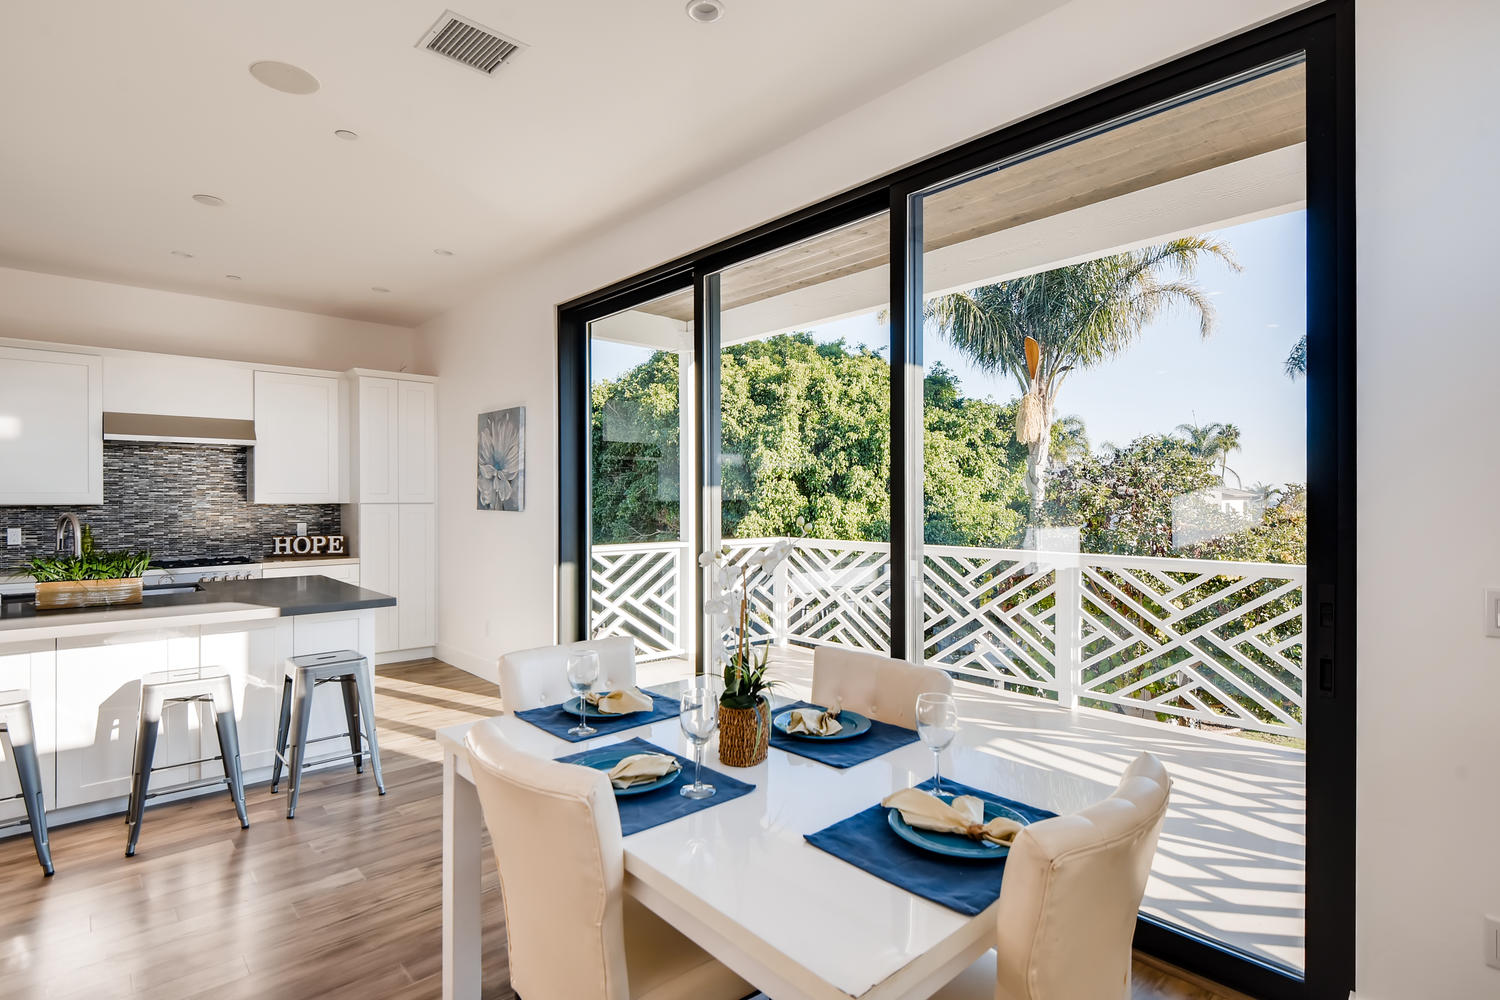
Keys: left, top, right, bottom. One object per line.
{"left": 930, "top": 752, "right": 1172, "bottom": 1000}
{"left": 498, "top": 634, "right": 637, "bottom": 713}
{"left": 463, "top": 719, "right": 754, "bottom": 1000}
{"left": 810, "top": 645, "right": 954, "bottom": 728}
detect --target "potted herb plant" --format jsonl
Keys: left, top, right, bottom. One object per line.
{"left": 701, "top": 540, "right": 792, "bottom": 767}
{"left": 26, "top": 527, "right": 150, "bottom": 610}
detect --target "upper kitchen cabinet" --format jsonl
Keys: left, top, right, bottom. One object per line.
{"left": 349, "top": 373, "right": 435, "bottom": 504}
{"left": 0, "top": 346, "right": 103, "bottom": 504}
{"left": 251, "top": 370, "right": 345, "bottom": 504}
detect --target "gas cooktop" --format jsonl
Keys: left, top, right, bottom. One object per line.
{"left": 149, "top": 556, "right": 259, "bottom": 570}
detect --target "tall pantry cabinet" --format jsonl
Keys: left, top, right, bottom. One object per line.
{"left": 345, "top": 371, "right": 437, "bottom": 658}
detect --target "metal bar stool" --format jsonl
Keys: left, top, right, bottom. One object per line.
{"left": 270, "top": 650, "right": 385, "bottom": 819}
{"left": 126, "top": 667, "right": 249, "bottom": 857}
{"left": 0, "top": 691, "right": 53, "bottom": 876}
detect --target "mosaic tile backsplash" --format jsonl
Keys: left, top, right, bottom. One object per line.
{"left": 0, "top": 443, "right": 341, "bottom": 572}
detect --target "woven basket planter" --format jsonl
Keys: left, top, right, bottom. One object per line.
{"left": 34, "top": 577, "right": 144, "bottom": 610}
{"left": 717, "top": 698, "right": 770, "bottom": 767}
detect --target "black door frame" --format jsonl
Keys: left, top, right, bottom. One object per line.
{"left": 557, "top": 4, "right": 1353, "bottom": 996}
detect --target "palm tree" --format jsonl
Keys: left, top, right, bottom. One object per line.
{"left": 1048, "top": 413, "right": 1090, "bottom": 468}
{"left": 1213, "top": 422, "right": 1242, "bottom": 485}
{"left": 1175, "top": 420, "right": 1243, "bottom": 485}
{"left": 1284, "top": 333, "right": 1307, "bottom": 378}
{"left": 929, "top": 236, "right": 1237, "bottom": 522}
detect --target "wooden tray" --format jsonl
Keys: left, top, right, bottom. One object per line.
{"left": 34, "top": 577, "right": 144, "bottom": 610}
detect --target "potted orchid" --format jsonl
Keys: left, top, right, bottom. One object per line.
{"left": 700, "top": 539, "right": 792, "bottom": 766}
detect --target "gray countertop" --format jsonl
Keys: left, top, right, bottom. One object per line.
{"left": 0, "top": 575, "right": 395, "bottom": 628}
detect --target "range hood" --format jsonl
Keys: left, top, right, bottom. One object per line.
{"left": 102, "top": 412, "right": 257, "bottom": 446}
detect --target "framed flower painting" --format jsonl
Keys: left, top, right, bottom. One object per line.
{"left": 477, "top": 406, "right": 524, "bottom": 511}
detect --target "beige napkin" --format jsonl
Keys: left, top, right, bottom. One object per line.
{"left": 881, "top": 787, "right": 1023, "bottom": 846}
{"left": 605, "top": 752, "right": 681, "bottom": 789}
{"left": 786, "top": 700, "right": 843, "bottom": 736}
{"left": 584, "top": 687, "right": 654, "bottom": 715}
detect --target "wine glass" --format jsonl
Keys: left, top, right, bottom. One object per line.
{"left": 678, "top": 677, "right": 720, "bottom": 800}
{"left": 566, "top": 651, "right": 601, "bottom": 736}
{"left": 915, "top": 692, "right": 959, "bottom": 797}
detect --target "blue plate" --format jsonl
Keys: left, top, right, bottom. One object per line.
{"left": 562, "top": 694, "right": 647, "bottom": 719}
{"left": 886, "top": 795, "right": 1031, "bottom": 860}
{"left": 772, "top": 708, "right": 872, "bottom": 741}
{"left": 570, "top": 744, "right": 682, "bottom": 797}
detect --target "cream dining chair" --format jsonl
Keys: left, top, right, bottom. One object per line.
{"left": 810, "top": 645, "right": 953, "bottom": 728}
{"left": 930, "top": 752, "right": 1172, "bottom": 1000}
{"left": 499, "top": 635, "right": 637, "bottom": 713}
{"left": 463, "top": 719, "right": 754, "bottom": 1000}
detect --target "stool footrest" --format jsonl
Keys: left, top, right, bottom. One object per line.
{"left": 144, "top": 776, "right": 231, "bottom": 801}
{"left": 142, "top": 754, "right": 225, "bottom": 773}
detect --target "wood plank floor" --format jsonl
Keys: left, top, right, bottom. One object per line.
{"left": 0, "top": 660, "right": 1240, "bottom": 1000}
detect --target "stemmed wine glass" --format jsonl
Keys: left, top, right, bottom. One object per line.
{"left": 566, "top": 651, "right": 601, "bottom": 737}
{"left": 679, "top": 677, "right": 720, "bottom": 800}
{"left": 915, "top": 692, "right": 959, "bottom": 798}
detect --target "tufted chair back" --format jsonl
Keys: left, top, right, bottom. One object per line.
{"left": 991, "top": 753, "right": 1171, "bottom": 1000}
{"left": 498, "top": 635, "right": 637, "bottom": 712}
{"left": 810, "top": 645, "right": 953, "bottom": 728}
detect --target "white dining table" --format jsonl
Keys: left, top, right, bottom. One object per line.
{"left": 436, "top": 685, "right": 1101, "bottom": 1000}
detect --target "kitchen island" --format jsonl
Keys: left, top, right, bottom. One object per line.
{"left": 0, "top": 577, "right": 396, "bottom": 830}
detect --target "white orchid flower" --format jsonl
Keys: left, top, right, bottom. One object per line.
{"left": 697, "top": 551, "right": 722, "bottom": 569}
{"left": 703, "top": 596, "right": 734, "bottom": 616}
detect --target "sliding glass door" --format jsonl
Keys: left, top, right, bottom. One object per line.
{"left": 558, "top": 8, "right": 1352, "bottom": 996}
{"left": 706, "top": 215, "right": 892, "bottom": 667}
{"left": 914, "top": 59, "right": 1309, "bottom": 975}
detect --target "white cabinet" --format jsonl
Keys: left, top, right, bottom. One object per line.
{"left": 351, "top": 504, "right": 400, "bottom": 651}
{"left": 353, "top": 377, "right": 400, "bottom": 503}
{"left": 0, "top": 346, "right": 103, "bottom": 504}
{"left": 350, "top": 374, "right": 435, "bottom": 504}
{"left": 397, "top": 504, "right": 436, "bottom": 648}
{"left": 53, "top": 630, "right": 199, "bottom": 809}
{"left": 347, "top": 503, "right": 433, "bottom": 655}
{"left": 396, "top": 380, "right": 436, "bottom": 503}
{"left": 0, "top": 642, "right": 56, "bottom": 825}
{"left": 252, "top": 370, "right": 344, "bottom": 503}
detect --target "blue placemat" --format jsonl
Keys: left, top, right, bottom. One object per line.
{"left": 804, "top": 777, "right": 1057, "bottom": 915}
{"left": 770, "top": 701, "right": 920, "bottom": 768}
{"left": 556, "top": 737, "right": 755, "bottom": 836}
{"left": 515, "top": 692, "right": 680, "bottom": 743}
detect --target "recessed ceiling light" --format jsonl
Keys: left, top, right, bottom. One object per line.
{"left": 248, "top": 60, "right": 320, "bottom": 95}
{"left": 334, "top": 129, "right": 359, "bottom": 141}
{"left": 169, "top": 250, "right": 194, "bottom": 258}
{"left": 225, "top": 274, "right": 242, "bottom": 281}
{"left": 685, "top": 0, "right": 725, "bottom": 23}
{"left": 371, "top": 286, "right": 391, "bottom": 293}
{"left": 434, "top": 248, "right": 455, "bottom": 256}
{"left": 192, "top": 194, "right": 226, "bottom": 207}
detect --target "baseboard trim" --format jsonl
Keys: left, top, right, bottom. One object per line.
{"left": 435, "top": 642, "right": 497, "bottom": 682}
{"left": 374, "top": 647, "right": 435, "bottom": 666}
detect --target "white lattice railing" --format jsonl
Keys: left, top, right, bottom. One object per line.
{"left": 590, "top": 541, "right": 689, "bottom": 661}
{"left": 593, "top": 537, "right": 1306, "bottom": 735}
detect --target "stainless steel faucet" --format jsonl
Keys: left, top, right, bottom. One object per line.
{"left": 55, "top": 514, "right": 82, "bottom": 557}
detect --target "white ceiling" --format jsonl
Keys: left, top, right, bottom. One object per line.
{"left": 0, "top": 1, "right": 1064, "bottom": 327}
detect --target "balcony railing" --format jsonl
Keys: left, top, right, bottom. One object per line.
{"left": 592, "top": 537, "right": 1305, "bottom": 736}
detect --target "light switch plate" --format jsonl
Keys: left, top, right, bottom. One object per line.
{"left": 5, "top": 527, "right": 20, "bottom": 546}
{"left": 1487, "top": 915, "right": 1500, "bottom": 970}
{"left": 1485, "top": 591, "right": 1500, "bottom": 638}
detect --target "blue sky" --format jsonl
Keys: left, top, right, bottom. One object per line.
{"left": 594, "top": 211, "right": 1307, "bottom": 488}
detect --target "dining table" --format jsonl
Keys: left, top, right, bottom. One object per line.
{"left": 436, "top": 681, "right": 1093, "bottom": 1000}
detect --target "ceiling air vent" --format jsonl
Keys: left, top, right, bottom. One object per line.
{"left": 418, "top": 10, "right": 525, "bottom": 75}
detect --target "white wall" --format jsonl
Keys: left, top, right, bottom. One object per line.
{"left": 418, "top": 1, "right": 1500, "bottom": 997}
{"left": 0, "top": 265, "right": 418, "bottom": 373}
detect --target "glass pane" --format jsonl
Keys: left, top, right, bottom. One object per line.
{"left": 708, "top": 214, "right": 892, "bottom": 673}
{"left": 917, "top": 60, "right": 1307, "bottom": 972}
{"left": 588, "top": 289, "right": 695, "bottom": 675}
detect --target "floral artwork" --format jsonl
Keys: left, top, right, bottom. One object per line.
{"left": 477, "top": 407, "right": 524, "bottom": 511}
